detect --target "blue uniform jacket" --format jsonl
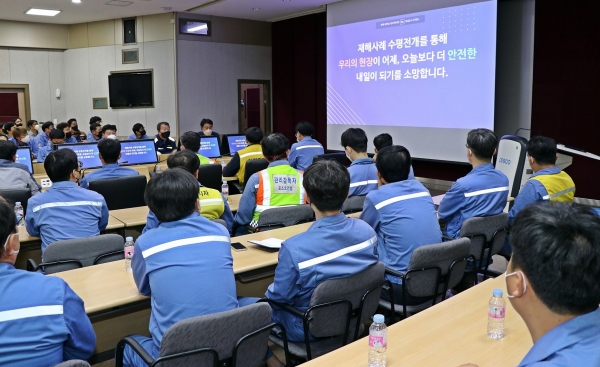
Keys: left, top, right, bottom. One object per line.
{"left": 517, "top": 307, "right": 600, "bottom": 367}
{"left": 360, "top": 179, "right": 441, "bottom": 283}
{"left": 265, "top": 213, "right": 378, "bottom": 341}
{"left": 153, "top": 135, "right": 177, "bottom": 154}
{"left": 288, "top": 137, "right": 324, "bottom": 172}
{"left": 8, "top": 137, "right": 18, "bottom": 146}
{"left": 348, "top": 158, "right": 378, "bottom": 197}
{"left": 438, "top": 163, "right": 509, "bottom": 238}
{"left": 36, "top": 142, "right": 54, "bottom": 163}
{"left": 79, "top": 164, "right": 139, "bottom": 189}
{"left": 126, "top": 134, "right": 150, "bottom": 140}
{"left": 0, "top": 263, "right": 95, "bottom": 366}
{"left": 508, "top": 166, "right": 562, "bottom": 226}
{"left": 32, "top": 133, "right": 50, "bottom": 155}
{"left": 86, "top": 132, "right": 101, "bottom": 142}
{"left": 142, "top": 183, "right": 235, "bottom": 233}
{"left": 25, "top": 181, "right": 109, "bottom": 256}
{"left": 132, "top": 213, "right": 238, "bottom": 354}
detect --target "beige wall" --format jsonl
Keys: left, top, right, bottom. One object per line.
{"left": 0, "top": 20, "right": 68, "bottom": 49}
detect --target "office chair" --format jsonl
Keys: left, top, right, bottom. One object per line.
{"left": 198, "top": 164, "right": 223, "bottom": 191}
{"left": 89, "top": 175, "right": 147, "bottom": 210}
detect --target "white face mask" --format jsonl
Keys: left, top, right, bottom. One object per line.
{"left": 35, "top": 125, "right": 42, "bottom": 133}
{"left": 21, "top": 135, "right": 31, "bottom": 143}
{"left": 204, "top": 129, "right": 212, "bottom": 136}
{"left": 107, "top": 134, "right": 117, "bottom": 140}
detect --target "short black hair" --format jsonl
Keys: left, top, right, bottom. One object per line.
{"left": 0, "top": 141, "right": 17, "bottom": 160}
{"left": 373, "top": 133, "right": 393, "bottom": 152}
{"left": 511, "top": 203, "right": 600, "bottom": 315}
{"left": 2, "top": 122, "right": 14, "bottom": 134}
{"left": 341, "top": 128, "right": 368, "bottom": 153}
{"left": 90, "top": 122, "right": 101, "bottom": 133}
{"left": 295, "top": 121, "right": 314, "bottom": 137}
{"left": 527, "top": 136, "right": 557, "bottom": 166}
{"left": 145, "top": 168, "right": 199, "bottom": 222}
{"left": 11, "top": 117, "right": 20, "bottom": 124}
{"left": 200, "top": 118, "right": 213, "bottom": 128}
{"left": 56, "top": 122, "right": 69, "bottom": 131}
{"left": 157, "top": 122, "right": 170, "bottom": 131}
{"left": 0, "top": 198, "right": 16, "bottom": 254}
{"left": 89, "top": 116, "right": 102, "bottom": 125}
{"left": 101, "top": 124, "right": 117, "bottom": 135}
{"left": 262, "top": 133, "right": 289, "bottom": 160}
{"left": 180, "top": 131, "right": 200, "bottom": 152}
{"left": 49, "top": 129, "right": 65, "bottom": 140}
{"left": 26, "top": 120, "right": 37, "bottom": 128}
{"left": 42, "top": 121, "right": 54, "bottom": 132}
{"left": 167, "top": 149, "right": 200, "bottom": 175}
{"left": 376, "top": 145, "right": 411, "bottom": 183}
{"left": 68, "top": 118, "right": 77, "bottom": 125}
{"left": 304, "top": 160, "right": 349, "bottom": 212}
{"left": 467, "top": 128, "right": 498, "bottom": 160}
{"left": 245, "top": 127, "right": 263, "bottom": 144}
{"left": 98, "top": 138, "right": 121, "bottom": 164}
{"left": 45, "top": 148, "right": 78, "bottom": 182}
{"left": 132, "top": 123, "right": 144, "bottom": 133}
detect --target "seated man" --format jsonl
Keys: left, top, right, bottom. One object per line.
{"left": 79, "top": 139, "right": 139, "bottom": 189}
{"left": 0, "top": 198, "right": 96, "bottom": 365}
{"left": 438, "top": 128, "right": 509, "bottom": 239}
{"left": 32, "top": 121, "right": 54, "bottom": 154}
{"left": 360, "top": 146, "right": 441, "bottom": 303}
{"left": 265, "top": 160, "right": 378, "bottom": 341}
{"left": 505, "top": 136, "right": 575, "bottom": 253}
{"left": 154, "top": 121, "right": 176, "bottom": 154}
{"left": 342, "top": 128, "right": 378, "bottom": 196}
{"left": 223, "top": 127, "right": 264, "bottom": 185}
{"left": 460, "top": 203, "right": 600, "bottom": 367}
{"left": 373, "top": 133, "right": 415, "bottom": 179}
{"left": 197, "top": 118, "right": 220, "bottom": 142}
{"left": 36, "top": 129, "right": 65, "bottom": 163}
{"left": 87, "top": 122, "right": 102, "bottom": 142}
{"left": 233, "top": 133, "right": 304, "bottom": 235}
{"left": 142, "top": 150, "right": 234, "bottom": 233}
{"left": 56, "top": 122, "right": 77, "bottom": 144}
{"left": 127, "top": 123, "right": 149, "bottom": 140}
{"left": 179, "top": 131, "right": 210, "bottom": 165}
{"left": 26, "top": 119, "right": 39, "bottom": 139}
{"left": 125, "top": 168, "right": 238, "bottom": 367}
{"left": 13, "top": 126, "right": 31, "bottom": 148}
{"left": 288, "top": 121, "right": 324, "bottom": 172}
{"left": 101, "top": 124, "right": 117, "bottom": 140}
{"left": 26, "top": 149, "right": 109, "bottom": 256}
{"left": 0, "top": 141, "right": 41, "bottom": 196}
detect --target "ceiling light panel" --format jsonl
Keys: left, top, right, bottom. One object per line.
{"left": 25, "top": 8, "right": 61, "bottom": 16}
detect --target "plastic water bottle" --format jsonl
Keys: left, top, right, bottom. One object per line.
{"left": 221, "top": 158, "right": 226, "bottom": 170}
{"left": 155, "top": 165, "right": 162, "bottom": 174}
{"left": 221, "top": 181, "right": 229, "bottom": 197}
{"left": 368, "top": 314, "right": 387, "bottom": 367}
{"left": 14, "top": 202, "right": 24, "bottom": 226}
{"left": 487, "top": 288, "right": 506, "bottom": 339}
{"left": 124, "top": 237, "right": 134, "bottom": 273}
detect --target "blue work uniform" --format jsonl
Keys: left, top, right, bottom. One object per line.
{"left": 79, "top": 164, "right": 139, "bottom": 190}
{"left": 360, "top": 179, "right": 441, "bottom": 283}
{"left": 142, "top": 183, "right": 235, "bottom": 233}
{"left": 348, "top": 158, "right": 378, "bottom": 197}
{"left": 517, "top": 307, "right": 600, "bottom": 367}
{"left": 125, "top": 213, "right": 238, "bottom": 367}
{"left": 288, "top": 137, "right": 324, "bottom": 172}
{"left": 86, "top": 132, "right": 101, "bottom": 142}
{"left": 198, "top": 130, "right": 220, "bottom": 142}
{"left": 0, "top": 159, "right": 41, "bottom": 196}
{"left": 36, "top": 141, "right": 54, "bottom": 163}
{"left": 8, "top": 137, "right": 18, "bottom": 146}
{"left": 153, "top": 134, "right": 176, "bottom": 154}
{"left": 126, "top": 134, "right": 150, "bottom": 140}
{"left": 32, "top": 132, "right": 50, "bottom": 155}
{"left": 0, "top": 263, "right": 96, "bottom": 366}
{"left": 265, "top": 213, "right": 378, "bottom": 341}
{"left": 438, "top": 163, "right": 509, "bottom": 238}
{"left": 25, "top": 181, "right": 109, "bottom": 256}
{"left": 65, "top": 136, "right": 77, "bottom": 144}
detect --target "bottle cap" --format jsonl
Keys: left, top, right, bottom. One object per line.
{"left": 373, "top": 314, "right": 384, "bottom": 323}
{"left": 126, "top": 236, "right": 133, "bottom": 242}
{"left": 223, "top": 180, "right": 227, "bottom": 184}
{"left": 15, "top": 202, "right": 21, "bottom": 206}
{"left": 493, "top": 289, "right": 503, "bottom": 297}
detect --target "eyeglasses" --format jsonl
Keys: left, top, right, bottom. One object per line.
{"left": 78, "top": 161, "right": 83, "bottom": 169}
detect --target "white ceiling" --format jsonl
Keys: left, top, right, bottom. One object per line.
{"left": 0, "top": 0, "right": 341, "bottom": 25}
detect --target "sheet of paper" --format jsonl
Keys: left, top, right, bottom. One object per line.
{"left": 248, "top": 238, "right": 283, "bottom": 249}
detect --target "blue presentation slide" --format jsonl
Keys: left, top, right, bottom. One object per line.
{"left": 57, "top": 143, "right": 102, "bottom": 169}
{"left": 199, "top": 136, "right": 221, "bottom": 158}
{"left": 15, "top": 147, "right": 33, "bottom": 173}
{"left": 327, "top": 1, "right": 497, "bottom": 129}
{"left": 118, "top": 139, "right": 157, "bottom": 165}
{"left": 227, "top": 135, "right": 248, "bottom": 154}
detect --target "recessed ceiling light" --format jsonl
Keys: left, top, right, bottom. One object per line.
{"left": 253, "top": 7, "right": 260, "bottom": 10}
{"left": 25, "top": 8, "right": 61, "bottom": 16}
{"left": 72, "top": 0, "right": 82, "bottom": 3}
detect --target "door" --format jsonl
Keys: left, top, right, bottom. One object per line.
{"left": 238, "top": 80, "right": 271, "bottom": 133}
{"left": 0, "top": 85, "right": 31, "bottom": 122}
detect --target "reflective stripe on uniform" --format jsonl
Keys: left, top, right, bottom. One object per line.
{"left": 464, "top": 186, "right": 509, "bottom": 198}
{"left": 298, "top": 236, "right": 376, "bottom": 270}
{"left": 375, "top": 192, "right": 430, "bottom": 210}
{"left": 0, "top": 305, "right": 63, "bottom": 323}
{"left": 542, "top": 187, "right": 576, "bottom": 201}
{"left": 349, "top": 180, "right": 378, "bottom": 188}
{"left": 142, "top": 235, "right": 230, "bottom": 258}
{"left": 33, "top": 201, "right": 104, "bottom": 213}
{"left": 296, "top": 145, "right": 322, "bottom": 151}
{"left": 240, "top": 152, "right": 263, "bottom": 159}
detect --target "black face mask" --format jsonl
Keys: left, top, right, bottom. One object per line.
{"left": 72, "top": 125, "right": 78, "bottom": 130}
{"left": 66, "top": 132, "right": 72, "bottom": 139}
{"left": 160, "top": 131, "right": 170, "bottom": 139}
{"left": 15, "top": 123, "right": 22, "bottom": 127}
{"left": 139, "top": 129, "right": 146, "bottom": 136}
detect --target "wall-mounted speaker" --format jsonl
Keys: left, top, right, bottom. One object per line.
{"left": 122, "top": 49, "right": 139, "bottom": 64}
{"left": 123, "top": 18, "right": 136, "bottom": 44}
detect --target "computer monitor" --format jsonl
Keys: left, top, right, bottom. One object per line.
{"left": 118, "top": 139, "right": 158, "bottom": 166}
{"left": 15, "top": 147, "right": 33, "bottom": 174}
{"left": 226, "top": 135, "right": 248, "bottom": 155}
{"left": 56, "top": 142, "right": 102, "bottom": 169}
{"left": 199, "top": 136, "right": 221, "bottom": 158}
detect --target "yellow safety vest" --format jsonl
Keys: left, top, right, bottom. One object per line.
{"left": 250, "top": 164, "right": 305, "bottom": 228}
{"left": 198, "top": 186, "right": 225, "bottom": 220}
{"left": 237, "top": 144, "right": 264, "bottom": 184}
{"left": 196, "top": 153, "right": 211, "bottom": 166}
{"left": 529, "top": 170, "right": 575, "bottom": 202}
